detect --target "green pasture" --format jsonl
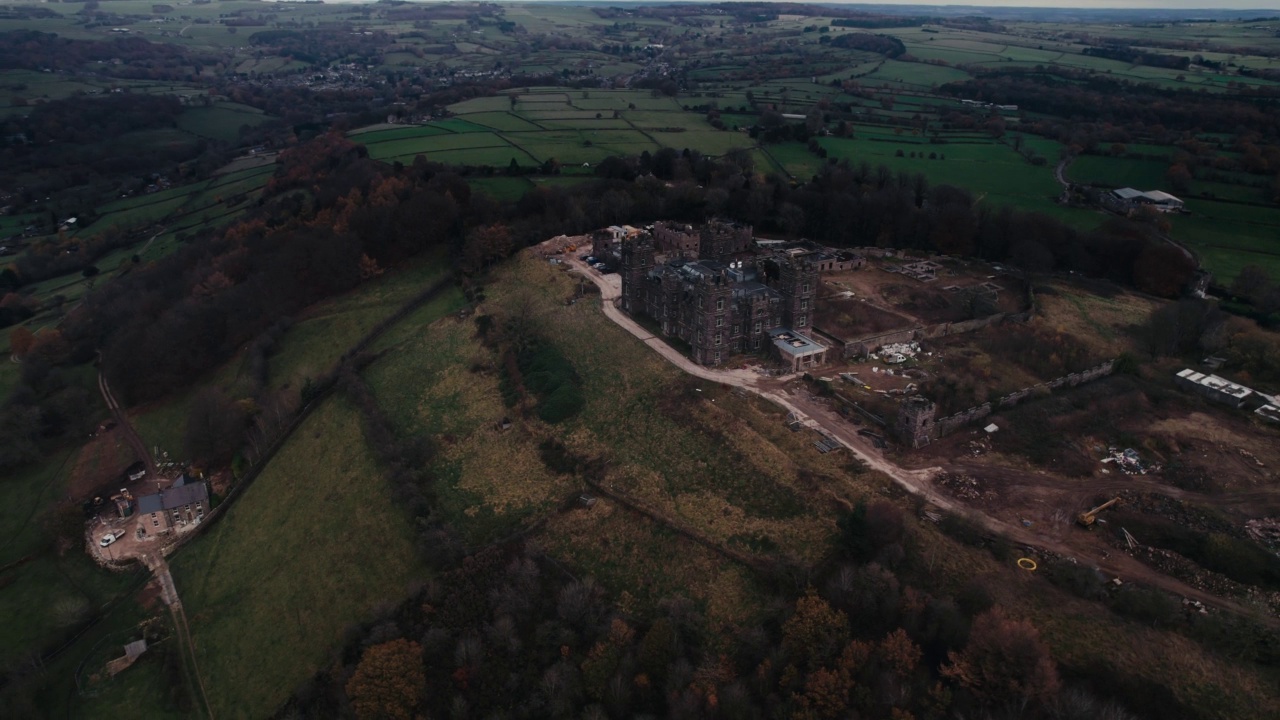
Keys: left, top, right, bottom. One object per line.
{"left": 1171, "top": 202, "right": 1280, "bottom": 283}
{"left": 267, "top": 253, "right": 460, "bottom": 394}
{"left": 177, "top": 102, "right": 275, "bottom": 143}
{"left": 173, "top": 397, "right": 423, "bottom": 719}
{"left": 0, "top": 448, "right": 143, "bottom": 674}
{"left": 1069, "top": 155, "right": 1168, "bottom": 191}
{"left": 813, "top": 135, "right": 1064, "bottom": 213}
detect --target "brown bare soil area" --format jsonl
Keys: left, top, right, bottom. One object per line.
{"left": 901, "top": 378, "right": 1280, "bottom": 617}
{"left": 815, "top": 294, "right": 914, "bottom": 337}
{"left": 66, "top": 426, "right": 138, "bottom": 503}
{"left": 819, "top": 259, "right": 1029, "bottom": 338}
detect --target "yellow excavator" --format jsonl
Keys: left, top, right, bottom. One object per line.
{"left": 1077, "top": 497, "right": 1122, "bottom": 528}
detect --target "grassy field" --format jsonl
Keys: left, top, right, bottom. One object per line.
{"left": 173, "top": 397, "right": 423, "bottom": 719}
{"left": 1171, "top": 204, "right": 1280, "bottom": 282}
{"left": 784, "top": 135, "right": 1070, "bottom": 219}
{"left": 0, "top": 449, "right": 145, "bottom": 674}
{"left": 267, "top": 251, "right": 462, "bottom": 393}
{"left": 177, "top": 102, "right": 276, "bottom": 142}
{"left": 359, "top": 255, "right": 868, "bottom": 626}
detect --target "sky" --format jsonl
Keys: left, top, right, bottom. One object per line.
{"left": 835, "top": 1, "right": 1280, "bottom": 7}
{"left": 498, "top": 0, "right": 1280, "bottom": 9}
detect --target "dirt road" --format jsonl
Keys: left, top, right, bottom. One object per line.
{"left": 563, "top": 254, "right": 1276, "bottom": 623}
{"left": 142, "top": 552, "right": 214, "bottom": 718}
{"left": 98, "top": 370, "right": 156, "bottom": 478}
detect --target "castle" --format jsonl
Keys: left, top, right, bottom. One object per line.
{"left": 609, "top": 220, "right": 832, "bottom": 371}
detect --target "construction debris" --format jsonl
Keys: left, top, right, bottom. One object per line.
{"left": 813, "top": 432, "right": 842, "bottom": 454}
{"left": 871, "top": 342, "right": 920, "bottom": 365}
{"left": 1100, "top": 447, "right": 1159, "bottom": 475}
{"left": 935, "top": 472, "right": 997, "bottom": 502}
{"left": 1245, "top": 518, "right": 1280, "bottom": 549}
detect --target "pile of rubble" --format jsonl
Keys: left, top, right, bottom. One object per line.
{"left": 871, "top": 342, "right": 919, "bottom": 365}
{"left": 1100, "top": 447, "right": 1161, "bottom": 475}
{"left": 935, "top": 472, "right": 998, "bottom": 502}
{"left": 1245, "top": 518, "right": 1280, "bottom": 550}
{"left": 966, "top": 437, "right": 991, "bottom": 457}
{"left": 1128, "top": 544, "right": 1280, "bottom": 613}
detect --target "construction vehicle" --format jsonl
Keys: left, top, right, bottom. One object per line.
{"left": 1076, "top": 497, "right": 1121, "bottom": 528}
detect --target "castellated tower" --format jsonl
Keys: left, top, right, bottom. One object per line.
{"left": 688, "top": 273, "right": 733, "bottom": 366}
{"left": 896, "top": 396, "right": 937, "bottom": 449}
{"left": 698, "top": 219, "right": 752, "bottom": 262}
{"left": 778, "top": 255, "right": 818, "bottom": 335}
{"left": 619, "top": 232, "right": 655, "bottom": 314}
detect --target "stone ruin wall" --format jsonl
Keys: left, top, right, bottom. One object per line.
{"left": 928, "top": 359, "right": 1116, "bottom": 441}
{"left": 832, "top": 309, "right": 1034, "bottom": 358}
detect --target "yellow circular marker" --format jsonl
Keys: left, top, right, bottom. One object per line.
{"left": 1017, "top": 558, "right": 1038, "bottom": 571}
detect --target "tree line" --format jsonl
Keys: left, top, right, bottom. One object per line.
{"left": 271, "top": 497, "right": 1151, "bottom": 720}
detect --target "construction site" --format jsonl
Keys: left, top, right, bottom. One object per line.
{"left": 552, "top": 226, "right": 1280, "bottom": 626}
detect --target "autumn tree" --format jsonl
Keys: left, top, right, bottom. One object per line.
{"left": 783, "top": 592, "right": 851, "bottom": 672}
{"left": 8, "top": 326, "right": 34, "bottom": 357}
{"left": 580, "top": 618, "right": 635, "bottom": 701}
{"left": 941, "top": 607, "right": 1060, "bottom": 706}
{"left": 1132, "top": 241, "right": 1195, "bottom": 298}
{"left": 346, "top": 638, "right": 426, "bottom": 720}
{"left": 461, "top": 223, "right": 514, "bottom": 273}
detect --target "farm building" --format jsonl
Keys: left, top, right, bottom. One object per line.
{"left": 1258, "top": 404, "right": 1280, "bottom": 424}
{"left": 619, "top": 222, "right": 827, "bottom": 368}
{"left": 1110, "top": 187, "right": 1184, "bottom": 212}
{"left": 136, "top": 475, "right": 208, "bottom": 535}
{"left": 1174, "top": 369, "right": 1254, "bottom": 408}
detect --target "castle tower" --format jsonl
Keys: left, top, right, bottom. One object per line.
{"left": 779, "top": 255, "right": 818, "bottom": 334}
{"left": 896, "top": 396, "right": 937, "bottom": 449}
{"left": 698, "top": 219, "right": 751, "bottom": 262}
{"left": 689, "top": 274, "right": 734, "bottom": 366}
{"left": 619, "top": 232, "right": 655, "bottom": 315}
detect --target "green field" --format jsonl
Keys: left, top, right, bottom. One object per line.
{"left": 0, "top": 449, "right": 145, "bottom": 674}
{"left": 177, "top": 102, "right": 276, "bottom": 142}
{"left": 267, "top": 252, "right": 462, "bottom": 393}
{"left": 173, "top": 397, "right": 423, "bottom": 719}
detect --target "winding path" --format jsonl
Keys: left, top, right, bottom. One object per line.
{"left": 562, "top": 253, "right": 1276, "bottom": 624}
{"left": 97, "top": 370, "right": 156, "bottom": 478}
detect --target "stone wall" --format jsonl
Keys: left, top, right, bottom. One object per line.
{"left": 926, "top": 359, "right": 1116, "bottom": 440}
{"left": 934, "top": 403, "right": 994, "bottom": 438}
{"left": 832, "top": 309, "right": 1034, "bottom": 358}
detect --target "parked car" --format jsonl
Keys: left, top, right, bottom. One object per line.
{"left": 99, "top": 532, "right": 120, "bottom": 548}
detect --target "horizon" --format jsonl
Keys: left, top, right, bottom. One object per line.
{"left": 256, "top": 0, "right": 1280, "bottom": 11}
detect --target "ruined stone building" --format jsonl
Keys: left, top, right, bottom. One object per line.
{"left": 619, "top": 222, "right": 827, "bottom": 369}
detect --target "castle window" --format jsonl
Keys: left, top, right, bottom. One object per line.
{"left": 716, "top": 298, "right": 724, "bottom": 311}
{"left": 716, "top": 316, "right": 723, "bottom": 327}
{"left": 698, "top": 296, "right": 704, "bottom": 309}
{"left": 714, "top": 351, "right": 721, "bottom": 362}
{"left": 752, "top": 337, "right": 760, "bottom": 349}
{"left": 715, "top": 334, "right": 722, "bottom": 346}
{"left": 754, "top": 321, "right": 761, "bottom": 333}
{"left": 800, "top": 299, "right": 808, "bottom": 310}
{"left": 802, "top": 283, "right": 810, "bottom": 293}
{"left": 798, "top": 315, "right": 807, "bottom": 326}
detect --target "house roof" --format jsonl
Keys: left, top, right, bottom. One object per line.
{"left": 732, "top": 281, "right": 778, "bottom": 300}
{"left": 1141, "top": 190, "right": 1181, "bottom": 204}
{"left": 135, "top": 481, "right": 209, "bottom": 514}
{"left": 1112, "top": 187, "right": 1145, "bottom": 200}
{"left": 163, "top": 482, "right": 208, "bottom": 508}
{"left": 136, "top": 493, "right": 163, "bottom": 514}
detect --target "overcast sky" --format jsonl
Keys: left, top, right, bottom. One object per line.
{"left": 836, "top": 1, "right": 1279, "bottom": 7}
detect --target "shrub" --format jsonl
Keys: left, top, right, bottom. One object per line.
{"left": 1110, "top": 586, "right": 1178, "bottom": 628}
